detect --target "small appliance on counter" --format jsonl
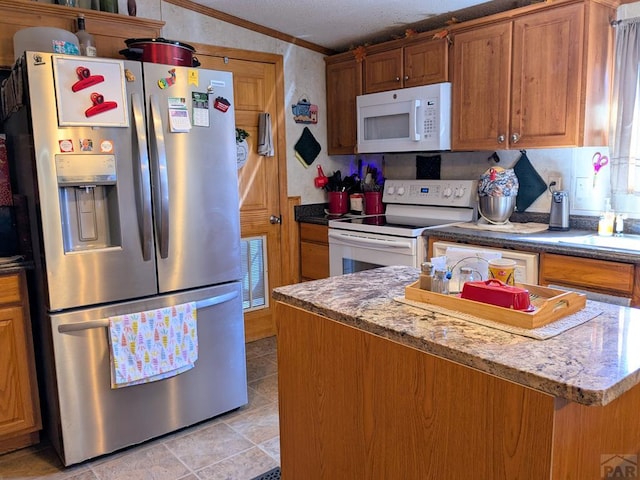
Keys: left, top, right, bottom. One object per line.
{"left": 477, "top": 167, "right": 518, "bottom": 225}
{"left": 549, "top": 182, "right": 570, "bottom": 231}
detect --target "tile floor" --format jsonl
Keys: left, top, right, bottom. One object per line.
{"left": 0, "top": 336, "right": 280, "bottom": 480}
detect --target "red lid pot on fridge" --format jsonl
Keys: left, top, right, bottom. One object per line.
{"left": 120, "top": 38, "right": 201, "bottom": 67}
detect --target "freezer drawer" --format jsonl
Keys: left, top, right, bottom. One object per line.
{"left": 47, "top": 281, "right": 247, "bottom": 466}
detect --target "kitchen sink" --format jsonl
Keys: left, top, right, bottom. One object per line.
{"left": 556, "top": 234, "right": 640, "bottom": 251}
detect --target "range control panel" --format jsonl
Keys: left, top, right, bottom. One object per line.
{"left": 382, "top": 179, "right": 477, "bottom": 207}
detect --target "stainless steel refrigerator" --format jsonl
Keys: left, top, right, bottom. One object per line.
{"left": 3, "top": 51, "right": 247, "bottom": 466}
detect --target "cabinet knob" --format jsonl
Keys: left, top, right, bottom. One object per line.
{"left": 511, "top": 133, "right": 521, "bottom": 144}
{"left": 497, "top": 135, "right": 505, "bottom": 144}
{"left": 395, "top": 76, "right": 401, "bottom": 82}
{"left": 404, "top": 75, "right": 409, "bottom": 80}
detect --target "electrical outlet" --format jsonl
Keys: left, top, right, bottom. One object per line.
{"left": 548, "top": 176, "right": 562, "bottom": 192}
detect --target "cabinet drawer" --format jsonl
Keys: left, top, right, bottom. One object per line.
{"left": 540, "top": 253, "right": 634, "bottom": 296}
{"left": 0, "top": 274, "right": 21, "bottom": 305}
{"left": 300, "top": 223, "right": 328, "bottom": 244}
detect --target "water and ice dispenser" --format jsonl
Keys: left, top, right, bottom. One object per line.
{"left": 56, "top": 154, "right": 121, "bottom": 252}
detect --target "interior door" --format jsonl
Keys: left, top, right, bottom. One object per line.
{"left": 198, "top": 55, "right": 283, "bottom": 341}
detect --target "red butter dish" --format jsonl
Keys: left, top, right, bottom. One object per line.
{"left": 461, "top": 279, "right": 531, "bottom": 310}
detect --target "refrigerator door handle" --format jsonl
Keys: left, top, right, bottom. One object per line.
{"left": 149, "top": 94, "right": 170, "bottom": 259}
{"left": 195, "top": 290, "right": 239, "bottom": 309}
{"left": 131, "top": 92, "right": 153, "bottom": 261}
{"left": 56, "top": 291, "right": 240, "bottom": 333}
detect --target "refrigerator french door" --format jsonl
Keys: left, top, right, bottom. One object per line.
{"left": 4, "top": 52, "right": 247, "bottom": 465}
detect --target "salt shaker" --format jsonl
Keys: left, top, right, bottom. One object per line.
{"left": 459, "top": 267, "right": 478, "bottom": 288}
{"left": 431, "top": 269, "right": 449, "bottom": 295}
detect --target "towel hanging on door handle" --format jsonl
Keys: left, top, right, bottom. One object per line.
{"left": 107, "top": 301, "right": 198, "bottom": 388}
{"left": 257, "top": 112, "right": 274, "bottom": 156}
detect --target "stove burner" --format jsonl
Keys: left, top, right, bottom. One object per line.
{"left": 338, "top": 215, "right": 450, "bottom": 229}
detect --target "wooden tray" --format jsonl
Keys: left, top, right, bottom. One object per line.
{"left": 405, "top": 281, "right": 586, "bottom": 329}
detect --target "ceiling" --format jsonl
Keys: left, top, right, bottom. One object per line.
{"left": 196, "top": 0, "right": 534, "bottom": 53}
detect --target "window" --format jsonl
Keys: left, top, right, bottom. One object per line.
{"left": 610, "top": 18, "right": 640, "bottom": 215}
{"left": 240, "top": 236, "right": 269, "bottom": 311}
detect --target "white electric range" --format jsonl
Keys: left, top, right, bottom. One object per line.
{"left": 328, "top": 179, "right": 478, "bottom": 276}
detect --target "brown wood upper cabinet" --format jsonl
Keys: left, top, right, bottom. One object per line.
{"left": 364, "top": 39, "right": 448, "bottom": 94}
{"left": 0, "top": 0, "right": 164, "bottom": 67}
{"left": 451, "top": 0, "right": 614, "bottom": 150}
{"left": 325, "top": 36, "right": 448, "bottom": 154}
{"left": 325, "top": 56, "right": 363, "bottom": 155}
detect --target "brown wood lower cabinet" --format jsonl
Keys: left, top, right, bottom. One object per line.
{"left": 0, "top": 269, "right": 41, "bottom": 454}
{"left": 299, "top": 223, "right": 329, "bottom": 281}
{"left": 275, "top": 302, "right": 640, "bottom": 479}
{"left": 540, "top": 252, "right": 639, "bottom": 306}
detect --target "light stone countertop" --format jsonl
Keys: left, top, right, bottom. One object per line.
{"left": 424, "top": 225, "right": 640, "bottom": 264}
{"left": 272, "top": 265, "right": 640, "bottom": 407}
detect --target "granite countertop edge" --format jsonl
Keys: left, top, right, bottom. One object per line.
{"left": 296, "top": 209, "right": 640, "bottom": 263}
{"left": 424, "top": 226, "right": 640, "bottom": 264}
{"left": 273, "top": 266, "right": 640, "bottom": 407}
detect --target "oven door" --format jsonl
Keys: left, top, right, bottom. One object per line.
{"left": 328, "top": 229, "right": 423, "bottom": 276}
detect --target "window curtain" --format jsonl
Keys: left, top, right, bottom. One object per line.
{"left": 610, "top": 18, "right": 640, "bottom": 195}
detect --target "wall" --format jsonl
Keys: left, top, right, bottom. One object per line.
{"left": 129, "top": 0, "right": 345, "bottom": 205}
{"left": 381, "top": 147, "right": 611, "bottom": 217}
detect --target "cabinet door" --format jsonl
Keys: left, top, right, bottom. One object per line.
{"left": 326, "top": 59, "right": 362, "bottom": 155}
{"left": 0, "top": 274, "right": 40, "bottom": 446}
{"left": 403, "top": 39, "right": 449, "bottom": 88}
{"left": 451, "top": 22, "right": 512, "bottom": 150}
{"left": 510, "top": 3, "right": 584, "bottom": 148}
{"left": 300, "top": 223, "right": 329, "bottom": 281}
{"left": 364, "top": 48, "right": 403, "bottom": 93}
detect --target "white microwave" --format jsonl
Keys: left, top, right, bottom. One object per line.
{"left": 356, "top": 83, "right": 451, "bottom": 153}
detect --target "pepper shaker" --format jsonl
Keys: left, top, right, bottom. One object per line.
{"left": 419, "top": 262, "right": 434, "bottom": 290}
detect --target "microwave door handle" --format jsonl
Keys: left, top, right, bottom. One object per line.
{"left": 411, "top": 99, "right": 421, "bottom": 141}
{"left": 409, "top": 100, "right": 421, "bottom": 142}
{"left": 149, "top": 94, "right": 170, "bottom": 259}
{"left": 131, "top": 92, "right": 153, "bottom": 261}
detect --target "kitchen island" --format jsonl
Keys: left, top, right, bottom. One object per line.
{"left": 273, "top": 266, "right": 640, "bottom": 479}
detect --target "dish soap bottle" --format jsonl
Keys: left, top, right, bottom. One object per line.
{"left": 76, "top": 15, "right": 97, "bottom": 57}
{"left": 598, "top": 198, "right": 615, "bottom": 237}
